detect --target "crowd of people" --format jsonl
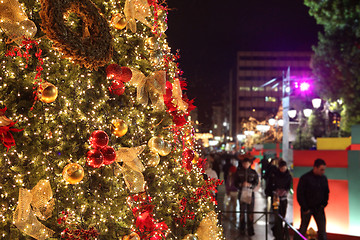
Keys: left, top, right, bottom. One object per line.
{"left": 203, "top": 151, "right": 329, "bottom": 240}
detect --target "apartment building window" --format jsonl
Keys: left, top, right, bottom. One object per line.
{"left": 252, "top": 86, "right": 264, "bottom": 91}
{"left": 265, "top": 96, "right": 277, "bottom": 102}
{"left": 239, "top": 86, "right": 251, "bottom": 91}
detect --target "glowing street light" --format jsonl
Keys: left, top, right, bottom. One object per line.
{"left": 303, "top": 108, "right": 313, "bottom": 118}
{"left": 312, "top": 98, "right": 322, "bottom": 109}
{"left": 288, "top": 109, "right": 297, "bottom": 119}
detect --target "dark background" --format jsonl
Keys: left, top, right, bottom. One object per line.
{"left": 166, "top": 0, "right": 322, "bottom": 129}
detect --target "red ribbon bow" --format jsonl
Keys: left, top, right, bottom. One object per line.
{"left": 0, "top": 121, "right": 23, "bottom": 151}
{"left": 0, "top": 107, "right": 23, "bottom": 151}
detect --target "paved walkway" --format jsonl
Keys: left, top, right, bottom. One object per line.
{"left": 216, "top": 177, "right": 294, "bottom": 240}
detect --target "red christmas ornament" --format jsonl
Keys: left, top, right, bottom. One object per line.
{"left": 87, "top": 149, "right": 104, "bottom": 168}
{"left": 101, "top": 146, "right": 116, "bottom": 165}
{"left": 106, "top": 64, "right": 122, "bottom": 80}
{"left": 89, "top": 130, "right": 109, "bottom": 148}
{"left": 106, "top": 64, "right": 132, "bottom": 83}
{"left": 118, "top": 67, "right": 132, "bottom": 82}
{"left": 182, "top": 149, "right": 195, "bottom": 161}
{"left": 110, "top": 80, "right": 125, "bottom": 96}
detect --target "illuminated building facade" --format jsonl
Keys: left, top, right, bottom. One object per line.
{"left": 236, "top": 51, "right": 312, "bottom": 134}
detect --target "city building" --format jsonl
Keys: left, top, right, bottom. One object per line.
{"left": 235, "top": 51, "right": 313, "bottom": 135}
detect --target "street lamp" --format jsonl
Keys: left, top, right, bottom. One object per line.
{"left": 312, "top": 98, "right": 322, "bottom": 109}
{"left": 303, "top": 108, "right": 313, "bottom": 118}
{"left": 288, "top": 109, "right": 297, "bottom": 119}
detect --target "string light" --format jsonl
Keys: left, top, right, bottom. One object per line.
{"left": 0, "top": 0, "right": 224, "bottom": 239}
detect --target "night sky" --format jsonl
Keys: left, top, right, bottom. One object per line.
{"left": 165, "top": 0, "right": 322, "bottom": 128}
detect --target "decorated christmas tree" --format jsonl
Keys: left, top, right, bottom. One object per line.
{"left": 0, "top": 0, "right": 223, "bottom": 239}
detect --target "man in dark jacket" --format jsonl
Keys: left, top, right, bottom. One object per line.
{"left": 295, "top": 159, "right": 329, "bottom": 240}
{"left": 273, "top": 160, "right": 292, "bottom": 218}
{"left": 235, "top": 158, "right": 259, "bottom": 236}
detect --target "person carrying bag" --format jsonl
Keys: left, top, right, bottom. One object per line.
{"left": 235, "top": 158, "right": 259, "bottom": 236}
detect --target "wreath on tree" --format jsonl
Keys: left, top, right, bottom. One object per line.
{"left": 39, "top": 0, "right": 113, "bottom": 69}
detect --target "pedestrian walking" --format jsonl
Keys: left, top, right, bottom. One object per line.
{"left": 235, "top": 158, "right": 259, "bottom": 236}
{"left": 295, "top": 159, "right": 329, "bottom": 240}
{"left": 225, "top": 165, "right": 238, "bottom": 221}
{"left": 271, "top": 160, "right": 292, "bottom": 240}
{"left": 273, "top": 160, "right": 292, "bottom": 218}
{"left": 223, "top": 157, "right": 232, "bottom": 184}
{"left": 264, "top": 158, "right": 278, "bottom": 208}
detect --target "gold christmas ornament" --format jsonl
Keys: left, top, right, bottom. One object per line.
{"left": 111, "top": 13, "right": 127, "bottom": 30}
{"left": 145, "top": 36, "right": 158, "bottom": 50}
{"left": 62, "top": 163, "right": 84, "bottom": 184}
{"left": 38, "top": 82, "right": 58, "bottom": 103}
{"left": 156, "top": 9, "right": 168, "bottom": 33}
{"left": 158, "top": 141, "right": 171, "bottom": 156}
{"left": 183, "top": 234, "right": 198, "bottom": 240}
{"left": 111, "top": 119, "right": 128, "bottom": 137}
{"left": 147, "top": 152, "right": 160, "bottom": 167}
{"left": 122, "top": 232, "right": 140, "bottom": 240}
{"left": 148, "top": 136, "right": 164, "bottom": 153}
{"left": 0, "top": 0, "right": 37, "bottom": 43}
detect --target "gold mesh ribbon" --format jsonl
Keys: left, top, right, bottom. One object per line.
{"left": 116, "top": 145, "right": 146, "bottom": 193}
{"left": 13, "top": 180, "right": 55, "bottom": 240}
{"left": 0, "top": 0, "right": 37, "bottom": 43}
{"left": 124, "top": 0, "right": 152, "bottom": 33}
{"left": 120, "top": 164, "right": 145, "bottom": 193}
{"left": 130, "top": 69, "right": 166, "bottom": 110}
{"left": 172, "top": 78, "right": 188, "bottom": 112}
{"left": 0, "top": 115, "right": 12, "bottom": 127}
{"left": 196, "top": 211, "right": 221, "bottom": 240}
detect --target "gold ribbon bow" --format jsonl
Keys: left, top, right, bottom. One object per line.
{"left": 116, "top": 145, "right": 146, "bottom": 193}
{"left": 196, "top": 211, "right": 221, "bottom": 240}
{"left": 13, "top": 180, "right": 55, "bottom": 240}
{"left": 172, "top": 78, "right": 188, "bottom": 113}
{"left": 0, "top": 0, "right": 37, "bottom": 43}
{"left": 130, "top": 69, "right": 166, "bottom": 110}
{"left": 124, "top": 0, "right": 152, "bottom": 33}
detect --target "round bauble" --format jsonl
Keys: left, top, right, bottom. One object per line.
{"left": 111, "top": 119, "right": 128, "bottom": 137}
{"left": 182, "top": 149, "right": 195, "bottom": 161}
{"left": 145, "top": 37, "right": 158, "bottom": 50}
{"left": 111, "top": 13, "right": 127, "bottom": 30}
{"left": 106, "top": 64, "right": 122, "bottom": 80}
{"left": 118, "top": 67, "right": 132, "bottom": 83}
{"left": 158, "top": 141, "right": 171, "bottom": 156}
{"left": 89, "top": 130, "right": 109, "bottom": 148}
{"left": 87, "top": 149, "right": 104, "bottom": 168}
{"left": 38, "top": 82, "right": 58, "bottom": 103}
{"left": 62, "top": 163, "right": 84, "bottom": 184}
{"left": 122, "top": 232, "right": 140, "bottom": 240}
{"left": 147, "top": 152, "right": 160, "bottom": 167}
{"left": 110, "top": 80, "right": 125, "bottom": 96}
{"left": 101, "top": 146, "right": 116, "bottom": 165}
{"left": 19, "top": 19, "right": 37, "bottom": 38}
{"left": 148, "top": 136, "right": 164, "bottom": 153}
{"left": 183, "top": 234, "right": 198, "bottom": 240}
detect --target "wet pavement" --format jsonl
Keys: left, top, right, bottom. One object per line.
{"left": 216, "top": 176, "right": 294, "bottom": 240}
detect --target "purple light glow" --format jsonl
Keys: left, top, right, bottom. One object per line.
{"left": 299, "top": 82, "right": 310, "bottom": 92}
